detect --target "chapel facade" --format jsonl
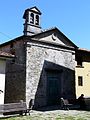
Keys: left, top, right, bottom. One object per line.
{"left": 0, "top": 7, "right": 77, "bottom": 108}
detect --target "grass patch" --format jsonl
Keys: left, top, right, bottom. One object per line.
{"left": 0, "top": 115, "right": 89, "bottom": 120}
{"left": 0, "top": 110, "right": 90, "bottom": 120}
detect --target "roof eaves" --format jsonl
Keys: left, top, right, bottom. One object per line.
{"left": 54, "top": 27, "right": 78, "bottom": 48}
{"left": 0, "top": 51, "right": 15, "bottom": 58}
{"left": 0, "top": 35, "right": 25, "bottom": 47}
{"left": 78, "top": 48, "right": 90, "bottom": 53}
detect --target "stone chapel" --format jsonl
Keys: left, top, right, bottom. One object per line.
{"left": 0, "top": 6, "right": 78, "bottom": 109}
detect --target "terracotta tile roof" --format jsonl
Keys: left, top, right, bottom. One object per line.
{"left": 78, "top": 48, "right": 90, "bottom": 53}
{"left": 0, "top": 51, "right": 14, "bottom": 58}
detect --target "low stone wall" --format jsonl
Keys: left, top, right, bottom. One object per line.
{"left": 85, "top": 98, "right": 90, "bottom": 110}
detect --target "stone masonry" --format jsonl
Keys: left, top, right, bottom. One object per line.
{"left": 26, "top": 39, "right": 76, "bottom": 108}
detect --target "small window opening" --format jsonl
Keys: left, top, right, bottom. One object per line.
{"left": 35, "top": 15, "right": 39, "bottom": 25}
{"left": 77, "top": 57, "right": 83, "bottom": 67}
{"left": 30, "top": 13, "right": 34, "bottom": 24}
{"left": 78, "top": 76, "right": 83, "bottom": 86}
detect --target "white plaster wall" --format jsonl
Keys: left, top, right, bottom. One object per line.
{"left": 0, "top": 59, "right": 6, "bottom": 104}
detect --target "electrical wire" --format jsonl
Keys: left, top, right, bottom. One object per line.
{"left": 0, "top": 31, "right": 12, "bottom": 39}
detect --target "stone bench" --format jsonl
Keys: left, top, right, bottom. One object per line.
{"left": 0, "top": 101, "right": 30, "bottom": 116}
{"left": 60, "top": 98, "right": 80, "bottom": 110}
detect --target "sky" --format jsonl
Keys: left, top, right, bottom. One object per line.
{"left": 0, "top": 0, "right": 90, "bottom": 49}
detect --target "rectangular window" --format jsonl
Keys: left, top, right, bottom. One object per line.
{"left": 77, "top": 58, "right": 83, "bottom": 67}
{"left": 78, "top": 76, "right": 83, "bottom": 86}
{"left": 77, "top": 60, "right": 82, "bottom": 66}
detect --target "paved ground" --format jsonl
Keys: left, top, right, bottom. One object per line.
{"left": 30, "top": 109, "right": 90, "bottom": 120}
{"left": 0, "top": 106, "right": 90, "bottom": 120}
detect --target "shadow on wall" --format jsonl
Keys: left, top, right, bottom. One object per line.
{"left": 33, "top": 60, "right": 76, "bottom": 109}
{"left": 85, "top": 98, "right": 90, "bottom": 110}
{"left": 4, "top": 60, "right": 26, "bottom": 104}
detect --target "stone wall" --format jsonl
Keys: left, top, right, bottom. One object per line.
{"left": 26, "top": 41, "right": 76, "bottom": 108}
{"left": 0, "top": 40, "right": 26, "bottom": 103}
{"left": 85, "top": 98, "right": 90, "bottom": 110}
{"left": 0, "top": 37, "right": 76, "bottom": 108}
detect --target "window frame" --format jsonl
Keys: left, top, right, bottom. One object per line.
{"left": 78, "top": 76, "right": 83, "bottom": 86}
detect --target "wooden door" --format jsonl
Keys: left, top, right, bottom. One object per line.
{"left": 47, "top": 71, "right": 60, "bottom": 105}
